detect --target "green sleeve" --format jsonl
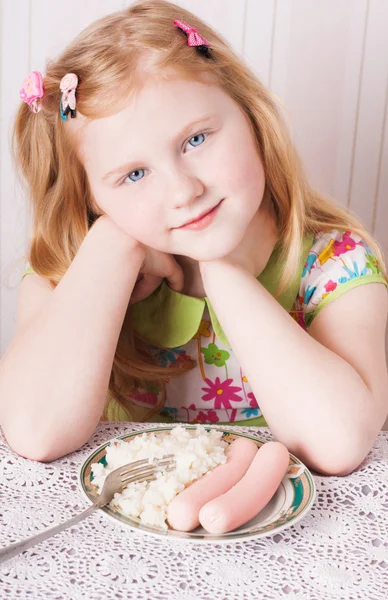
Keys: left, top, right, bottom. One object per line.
{"left": 22, "top": 265, "right": 35, "bottom": 280}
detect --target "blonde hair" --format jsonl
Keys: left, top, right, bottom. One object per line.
{"left": 13, "top": 0, "right": 387, "bottom": 421}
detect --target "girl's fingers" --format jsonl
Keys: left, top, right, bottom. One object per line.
{"left": 130, "top": 275, "right": 163, "bottom": 304}
{"left": 165, "top": 261, "right": 184, "bottom": 292}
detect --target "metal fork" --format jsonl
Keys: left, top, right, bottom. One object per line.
{"left": 0, "top": 454, "right": 175, "bottom": 564}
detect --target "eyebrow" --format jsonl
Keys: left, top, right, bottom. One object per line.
{"left": 101, "top": 115, "right": 215, "bottom": 181}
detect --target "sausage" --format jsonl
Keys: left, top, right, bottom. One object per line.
{"left": 198, "top": 441, "right": 289, "bottom": 534}
{"left": 167, "top": 437, "right": 258, "bottom": 531}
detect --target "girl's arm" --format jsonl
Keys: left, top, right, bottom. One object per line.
{"left": 0, "top": 216, "right": 144, "bottom": 462}
{"left": 200, "top": 260, "right": 388, "bottom": 476}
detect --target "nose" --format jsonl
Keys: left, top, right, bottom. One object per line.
{"left": 168, "top": 168, "right": 205, "bottom": 209}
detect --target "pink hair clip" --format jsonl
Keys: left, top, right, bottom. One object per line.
{"left": 173, "top": 19, "right": 212, "bottom": 58}
{"left": 20, "top": 71, "right": 44, "bottom": 114}
{"left": 60, "top": 73, "right": 78, "bottom": 120}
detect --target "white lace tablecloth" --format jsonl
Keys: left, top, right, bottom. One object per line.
{"left": 0, "top": 422, "right": 387, "bottom": 600}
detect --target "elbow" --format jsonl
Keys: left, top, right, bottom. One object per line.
{"left": 21, "top": 442, "right": 69, "bottom": 463}
{"left": 281, "top": 413, "right": 383, "bottom": 477}
{"left": 1, "top": 419, "right": 82, "bottom": 463}
{"left": 3, "top": 433, "right": 68, "bottom": 463}
{"left": 311, "top": 424, "right": 383, "bottom": 477}
{"left": 0, "top": 404, "right": 99, "bottom": 463}
{"left": 310, "top": 459, "right": 361, "bottom": 477}
{"left": 287, "top": 439, "right": 369, "bottom": 477}
{"left": 10, "top": 447, "right": 60, "bottom": 463}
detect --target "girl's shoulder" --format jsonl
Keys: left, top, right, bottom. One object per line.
{"left": 298, "top": 228, "right": 387, "bottom": 329}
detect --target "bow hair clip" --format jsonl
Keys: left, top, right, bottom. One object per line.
{"left": 20, "top": 71, "right": 44, "bottom": 114}
{"left": 173, "top": 19, "right": 212, "bottom": 58}
{"left": 59, "top": 73, "right": 78, "bottom": 120}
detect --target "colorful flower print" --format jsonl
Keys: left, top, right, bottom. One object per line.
{"left": 333, "top": 231, "right": 358, "bottom": 256}
{"left": 314, "top": 231, "right": 359, "bottom": 265}
{"left": 365, "top": 252, "right": 382, "bottom": 274}
{"left": 196, "top": 410, "right": 220, "bottom": 423}
{"left": 150, "top": 346, "right": 189, "bottom": 368}
{"left": 247, "top": 392, "right": 258, "bottom": 407}
{"left": 241, "top": 392, "right": 260, "bottom": 418}
{"left": 201, "top": 343, "right": 230, "bottom": 367}
{"left": 181, "top": 404, "right": 198, "bottom": 421}
{"left": 193, "top": 320, "right": 211, "bottom": 339}
{"left": 241, "top": 407, "right": 260, "bottom": 418}
{"left": 338, "top": 260, "right": 368, "bottom": 284}
{"left": 302, "top": 253, "right": 317, "bottom": 277}
{"left": 318, "top": 239, "right": 335, "bottom": 264}
{"left": 201, "top": 377, "right": 243, "bottom": 410}
{"left": 324, "top": 279, "right": 337, "bottom": 293}
{"left": 297, "top": 229, "right": 388, "bottom": 333}
{"left": 303, "top": 285, "right": 317, "bottom": 305}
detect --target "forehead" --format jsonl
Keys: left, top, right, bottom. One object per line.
{"left": 78, "top": 78, "right": 235, "bottom": 175}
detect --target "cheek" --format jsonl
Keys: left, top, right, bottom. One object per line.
{"left": 214, "top": 140, "right": 265, "bottom": 196}
{"left": 114, "top": 205, "right": 160, "bottom": 243}
{"left": 93, "top": 189, "right": 161, "bottom": 242}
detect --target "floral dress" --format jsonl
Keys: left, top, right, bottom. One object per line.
{"left": 22, "top": 228, "right": 388, "bottom": 425}
{"left": 103, "top": 229, "right": 387, "bottom": 425}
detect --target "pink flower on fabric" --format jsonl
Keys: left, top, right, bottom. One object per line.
{"left": 20, "top": 71, "right": 44, "bottom": 113}
{"left": 201, "top": 377, "right": 242, "bottom": 410}
{"left": 324, "top": 279, "right": 337, "bottom": 293}
{"left": 333, "top": 231, "right": 357, "bottom": 256}
{"left": 247, "top": 392, "right": 258, "bottom": 408}
{"left": 196, "top": 410, "right": 219, "bottom": 423}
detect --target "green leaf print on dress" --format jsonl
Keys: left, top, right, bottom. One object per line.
{"left": 201, "top": 343, "right": 230, "bottom": 366}
{"left": 365, "top": 252, "right": 381, "bottom": 274}
{"left": 201, "top": 342, "right": 231, "bottom": 378}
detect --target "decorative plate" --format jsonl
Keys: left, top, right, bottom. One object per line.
{"left": 79, "top": 426, "right": 316, "bottom": 544}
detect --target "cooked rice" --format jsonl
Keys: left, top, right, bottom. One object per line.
{"left": 91, "top": 425, "right": 228, "bottom": 530}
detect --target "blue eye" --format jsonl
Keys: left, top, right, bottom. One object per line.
{"left": 187, "top": 133, "right": 207, "bottom": 148}
{"left": 121, "top": 132, "right": 208, "bottom": 185}
{"left": 126, "top": 169, "right": 145, "bottom": 182}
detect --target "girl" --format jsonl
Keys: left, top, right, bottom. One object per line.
{"left": 0, "top": 0, "right": 387, "bottom": 476}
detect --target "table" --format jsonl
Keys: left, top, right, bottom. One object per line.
{"left": 0, "top": 422, "right": 387, "bottom": 600}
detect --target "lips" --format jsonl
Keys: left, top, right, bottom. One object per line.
{"left": 175, "top": 200, "right": 223, "bottom": 229}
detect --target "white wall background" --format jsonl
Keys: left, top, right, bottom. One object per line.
{"left": 1, "top": 0, "right": 388, "bottom": 425}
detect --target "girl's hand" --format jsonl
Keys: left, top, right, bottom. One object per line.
{"left": 92, "top": 215, "right": 184, "bottom": 304}
{"left": 130, "top": 247, "right": 184, "bottom": 304}
{"left": 199, "top": 195, "right": 279, "bottom": 281}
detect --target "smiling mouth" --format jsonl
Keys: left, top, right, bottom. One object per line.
{"left": 174, "top": 199, "right": 224, "bottom": 231}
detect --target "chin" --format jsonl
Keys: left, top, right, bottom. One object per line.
{"left": 182, "top": 239, "right": 241, "bottom": 262}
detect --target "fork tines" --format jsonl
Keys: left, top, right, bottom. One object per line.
{"left": 120, "top": 454, "right": 176, "bottom": 486}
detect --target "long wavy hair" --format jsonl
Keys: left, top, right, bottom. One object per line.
{"left": 12, "top": 0, "right": 387, "bottom": 421}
